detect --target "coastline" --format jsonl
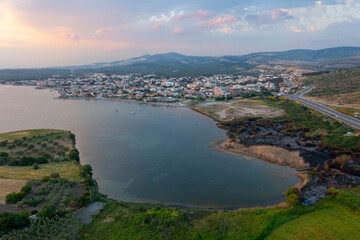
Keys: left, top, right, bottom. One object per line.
{"left": 53, "top": 87, "right": 187, "bottom": 107}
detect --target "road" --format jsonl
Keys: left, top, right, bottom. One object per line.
{"left": 294, "top": 87, "right": 315, "bottom": 97}
{"left": 284, "top": 95, "right": 360, "bottom": 130}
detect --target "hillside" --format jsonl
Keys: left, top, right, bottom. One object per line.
{"left": 303, "top": 67, "right": 360, "bottom": 106}
{"left": 1, "top": 47, "right": 360, "bottom": 80}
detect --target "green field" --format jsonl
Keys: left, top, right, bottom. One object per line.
{"left": 266, "top": 193, "right": 360, "bottom": 240}
{"left": 0, "top": 161, "right": 82, "bottom": 182}
{"left": 80, "top": 187, "right": 360, "bottom": 240}
{"left": 0, "top": 129, "right": 70, "bottom": 142}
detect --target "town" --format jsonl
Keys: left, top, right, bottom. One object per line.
{"left": 5, "top": 72, "right": 302, "bottom": 103}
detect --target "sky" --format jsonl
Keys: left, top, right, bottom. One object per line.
{"left": 0, "top": 0, "right": 359, "bottom": 68}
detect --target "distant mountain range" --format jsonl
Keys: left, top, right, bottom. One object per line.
{"left": 1, "top": 46, "right": 360, "bottom": 80}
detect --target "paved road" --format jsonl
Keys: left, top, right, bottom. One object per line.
{"left": 284, "top": 95, "right": 360, "bottom": 129}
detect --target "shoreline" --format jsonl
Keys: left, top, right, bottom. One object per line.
{"left": 52, "top": 87, "right": 188, "bottom": 107}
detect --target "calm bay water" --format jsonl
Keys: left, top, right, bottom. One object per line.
{"left": 0, "top": 85, "right": 299, "bottom": 208}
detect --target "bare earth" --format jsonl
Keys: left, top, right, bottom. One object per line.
{"left": 0, "top": 178, "right": 26, "bottom": 204}
{"left": 305, "top": 93, "right": 360, "bottom": 108}
{"left": 195, "top": 100, "right": 285, "bottom": 121}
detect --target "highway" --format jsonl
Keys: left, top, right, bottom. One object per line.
{"left": 284, "top": 95, "right": 360, "bottom": 130}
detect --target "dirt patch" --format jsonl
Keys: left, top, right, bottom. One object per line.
{"left": 0, "top": 178, "right": 27, "bottom": 204}
{"left": 195, "top": 100, "right": 285, "bottom": 121}
{"left": 306, "top": 92, "right": 360, "bottom": 108}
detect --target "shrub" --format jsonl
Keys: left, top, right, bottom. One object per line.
{"left": 33, "top": 163, "right": 39, "bottom": 169}
{"left": 83, "top": 164, "right": 93, "bottom": 176}
{"left": 37, "top": 203, "right": 57, "bottom": 218}
{"left": 0, "top": 140, "right": 8, "bottom": 147}
{"left": 41, "top": 152, "right": 52, "bottom": 159}
{"left": 69, "top": 133, "right": 76, "bottom": 143}
{"left": 21, "top": 185, "right": 32, "bottom": 195}
{"left": 5, "top": 192, "right": 25, "bottom": 204}
{"left": 0, "top": 152, "right": 9, "bottom": 159}
{"left": 19, "top": 156, "right": 35, "bottom": 166}
{"left": 35, "top": 156, "right": 48, "bottom": 164}
{"left": 69, "top": 148, "right": 79, "bottom": 162}
{"left": 50, "top": 173, "right": 60, "bottom": 179}
{"left": 285, "top": 188, "right": 301, "bottom": 207}
{"left": 0, "top": 157, "right": 7, "bottom": 165}
{"left": 53, "top": 155, "right": 65, "bottom": 162}
{"left": 0, "top": 211, "right": 30, "bottom": 235}
{"left": 8, "top": 159, "right": 20, "bottom": 166}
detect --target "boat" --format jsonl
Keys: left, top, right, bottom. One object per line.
{"left": 131, "top": 112, "right": 135, "bottom": 115}
{"left": 115, "top": 109, "right": 119, "bottom": 112}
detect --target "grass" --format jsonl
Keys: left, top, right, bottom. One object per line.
{"left": 0, "top": 178, "right": 26, "bottom": 204}
{"left": 80, "top": 201, "right": 313, "bottom": 240}
{"left": 80, "top": 187, "right": 360, "bottom": 240}
{"left": 330, "top": 106, "right": 360, "bottom": 118}
{"left": 266, "top": 199, "right": 360, "bottom": 240}
{"left": 0, "top": 129, "right": 69, "bottom": 142}
{"left": 0, "top": 161, "right": 82, "bottom": 182}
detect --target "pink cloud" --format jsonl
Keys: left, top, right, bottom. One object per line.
{"left": 151, "top": 23, "right": 162, "bottom": 31}
{"left": 95, "top": 27, "right": 116, "bottom": 35}
{"left": 194, "top": 9, "right": 213, "bottom": 21}
{"left": 173, "top": 13, "right": 192, "bottom": 20}
{"left": 171, "top": 25, "right": 184, "bottom": 35}
{"left": 203, "top": 16, "right": 237, "bottom": 28}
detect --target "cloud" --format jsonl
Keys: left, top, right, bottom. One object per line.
{"left": 171, "top": 25, "right": 184, "bottom": 35}
{"left": 245, "top": 10, "right": 293, "bottom": 26}
{"left": 106, "top": 42, "right": 129, "bottom": 51}
{"left": 194, "top": 9, "right": 213, "bottom": 21}
{"left": 95, "top": 27, "right": 116, "bottom": 35}
{"left": 53, "top": 26, "right": 80, "bottom": 42}
{"left": 151, "top": 23, "right": 162, "bottom": 31}
{"left": 203, "top": 16, "right": 237, "bottom": 28}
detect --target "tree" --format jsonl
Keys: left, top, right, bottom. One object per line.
{"left": 37, "top": 204, "right": 57, "bottom": 218}
{"left": 69, "top": 148, "right": 80, "bottom": 162}
{"left": 285, "top": 188, "right": 301, "bottom": 207}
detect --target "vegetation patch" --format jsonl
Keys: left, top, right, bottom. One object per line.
{"left": 0, "top": 179, "right": 26, "bottom": 204}
{"left": 0, "top": 161, "right": 83, "bottom": 182}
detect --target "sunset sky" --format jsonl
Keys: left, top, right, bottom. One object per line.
{"left": 0, "top": 0, "right": 359, "bottom": 68}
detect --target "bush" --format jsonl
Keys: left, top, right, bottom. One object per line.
{"left": 33, "top": 163, "right": 39, "bottom": 169}
{"left": 53, "top": 155, "right": 65, "bottom": 162}
{"left": 8, "top": 159, "right": 20, "bottom": 166}
{"left": 5, "top": 185, "right": 32, "bottom": 204}
{"left": 50, "top": 173, "right": 60, "bottom": 179}
{"left": 41, "top": 152, "right": 52, "bottom": 159}
{"left": 0, "top": 152, "right": 9, "bottom": 159}
{"left": 5, "top": 192, "right": 25, "bottom": 204}
{"left": 35, "top": 156, "right": 48, "bottom": 164}
{"left": 83, "top": 164, "right": 93, "bottom": 176}
{"left": 21, "top": 185, "right": 32, "bottom": 195}
{"left": 285, "top": 188, "right": 301, "bottom": 207}
{"left": 1, "top": 214, "right": 81, "bottom": 240}
{"left": 0, "top": 211, "right": 30, "bottom": 235}
{"left": 69, "top": 133, "right": 76, "bottom": 143}
{"left": 19, "top": 156, "right": 35, "bottom": 166}
{"left": 69, "top": 148, "right": 79, "bottom": 162}
{"left": 37, "top": 203, "right": 57, "bottom": 218}
{"left": 0, "top": 157, "right": 7, "bottom": 165}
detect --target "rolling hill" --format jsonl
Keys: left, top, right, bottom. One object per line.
{"left": 304, "top": 66, "right": 360, "bottom": 106}
{"left": 1, "top": 46, "right": 360, "bottom": 80}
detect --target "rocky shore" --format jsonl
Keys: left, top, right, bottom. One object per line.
{"left": 215, "top": 118, "right": 360, "bottom": 205}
